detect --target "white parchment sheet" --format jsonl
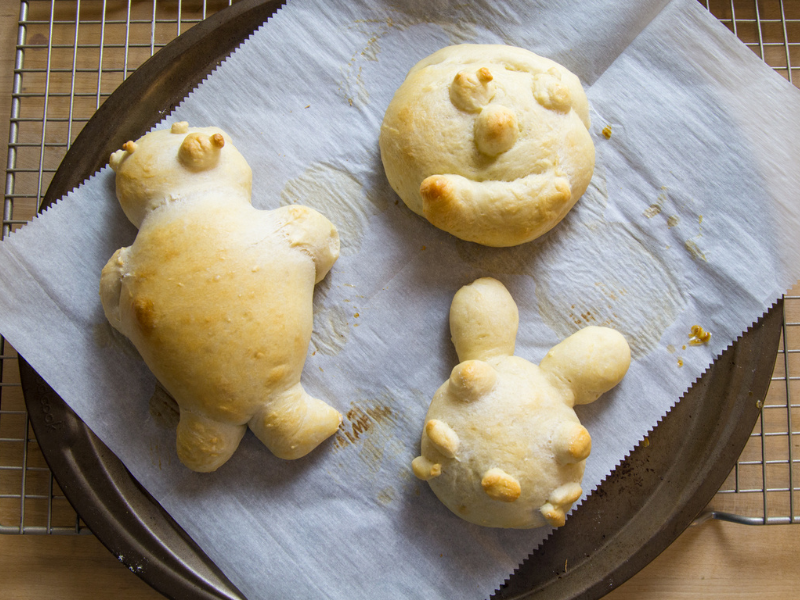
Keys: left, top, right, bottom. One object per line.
{"left": 1, "top": 0, "right": 800, "bottom": 598}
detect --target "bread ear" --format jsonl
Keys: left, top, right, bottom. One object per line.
{"left": 449, "top": 277, "right": 518, "bottom": 362}
{"left": 109, "top": 148, "right": 128, "bottom": 172}
{"left": 539, "top": 326, "right": 631, "bottom": 406}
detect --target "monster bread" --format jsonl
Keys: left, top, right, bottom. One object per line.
{"left": 100, "top": 123, "right": 342, "bottom": 472}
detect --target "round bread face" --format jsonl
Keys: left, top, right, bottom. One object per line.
{"left": 379, "top": 44, "right": 595, "bottom": 247}
{"left": 422, "top": 357, "right": 586, "bottom": 529}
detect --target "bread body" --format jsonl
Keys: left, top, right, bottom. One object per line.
{"left": 380, "top": 44, "right": 595, "bottom": 247}
{"left": 101, "top": 124, "right": 341, "bottom": 472}
{"left": 412, "top": 278, "right": 630, "bottom": 528}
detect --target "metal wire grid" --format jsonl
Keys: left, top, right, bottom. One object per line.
{"left": 688, "top": 0, "right": 800, "bottom": 527}
{"left": 0, "top": 0, "right": 798, "bottom": 536}
{"left": 705, "top": 291, "right": 800, "bottom": 525}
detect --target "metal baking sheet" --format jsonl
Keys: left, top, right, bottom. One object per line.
{"left": 19, "top": 1, "right": 783, "bottom": 598}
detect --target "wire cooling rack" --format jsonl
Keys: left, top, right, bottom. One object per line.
{"left": 0, "top": 0, "right": 798, "bottom": 535}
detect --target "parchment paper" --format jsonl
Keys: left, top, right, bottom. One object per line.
{"left": 1, "top": 0, "right": 800, "bottom": 598}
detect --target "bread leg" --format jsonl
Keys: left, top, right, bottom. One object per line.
{"left": 249, "top": 383, "right": 341, "bottom": 460}
{"left": 552, "top": 421, "right": 592, "bottom": 464}
{"left": 176, "top": 409, "right": 247, "bottom": 472}
{"left": 539, "top": 482, "right": 583, "bottom": 527}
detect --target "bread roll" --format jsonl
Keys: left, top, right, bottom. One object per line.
{"left": 101, "top": 123, "right": 342, "bottom": 472}
{"left": 412, "top": 278, "right": 630, "bottom": 528}
{"left": 380, "top": 44, "right": 595, "bottom": 247}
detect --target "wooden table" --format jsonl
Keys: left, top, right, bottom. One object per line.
{"left": 1, "top": 519, "right": 799, "bottom": 599}
{"left": 1, "top": 2, "right": 798, "bottom": 598}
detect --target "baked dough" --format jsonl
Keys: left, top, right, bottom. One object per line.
{"left": 412, "top": 278, "right": 630, "bottom": 528}
{"left": 100, "top": 122, "right": 342, "bottom": 472}
{"left": 380, "top": 44, "right": 595, "bottom": 247}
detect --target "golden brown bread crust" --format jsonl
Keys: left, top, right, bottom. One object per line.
{"left": 412, "top": 278, "right": 631, "bottom": 528}
{"left": 380, "top": 44, "right": 595, "bottom": 247}
{"left": 101, "top": 124, "right": 342, "bottom": 472}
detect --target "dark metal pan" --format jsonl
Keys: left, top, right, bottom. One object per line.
{"left": 19, "top": 1, "right": 783, "bottom": 598}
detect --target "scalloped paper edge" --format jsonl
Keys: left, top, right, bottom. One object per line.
{"left": 493, "top": 295, "right": 784, "bottom": 595}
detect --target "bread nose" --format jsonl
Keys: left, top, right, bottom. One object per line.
{"left": 474, "top": 104, "right": 519, "bottom": 156}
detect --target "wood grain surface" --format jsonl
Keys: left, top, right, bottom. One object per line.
{"left": 0, "top": 2, "right": 798, "bottom": 599}
{"left": 1, "top": 516, "right": 799, "bottom": 599}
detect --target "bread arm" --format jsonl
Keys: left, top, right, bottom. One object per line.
{"left": 99, "top": 247, "right": 129, "bottom": 334}
{"left": 276, "top": 205, "right": 340, "bottom": 284}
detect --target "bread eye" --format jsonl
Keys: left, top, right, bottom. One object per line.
{"left": 449, "top": 67, "right": 496, "bottom": 112}
{"left": 532, "top": 70, "right": 572, "bottom": 112}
